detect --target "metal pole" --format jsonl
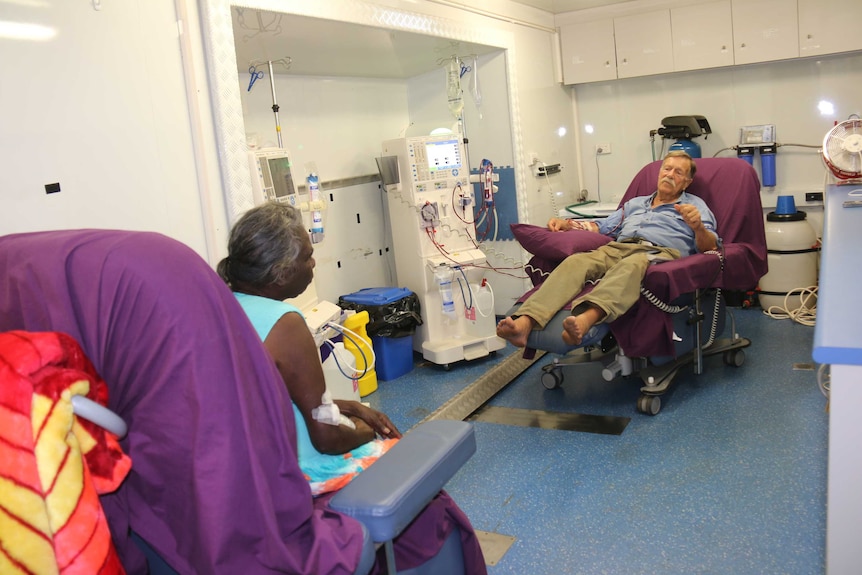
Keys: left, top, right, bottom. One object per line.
{"left": 267, "top": 60, "right": 283, "bottom": 148}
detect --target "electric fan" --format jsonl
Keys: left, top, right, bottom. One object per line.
{"left": 822, "top": 118, "right": 862, "bottom": 185}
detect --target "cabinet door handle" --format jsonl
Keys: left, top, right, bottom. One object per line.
{"left": 740, "top": 43, "right": 746, "bottom": 48}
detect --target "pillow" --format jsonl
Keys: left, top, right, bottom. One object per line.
{"left": 510, "top": 223, "right": 611, "bottom": 263}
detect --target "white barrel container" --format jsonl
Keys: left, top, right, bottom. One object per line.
{"left": 759, "top": 210, "right": 818, "bottom": 311}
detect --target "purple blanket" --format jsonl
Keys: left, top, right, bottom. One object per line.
{"left": 0, "top": 230, "right": 484, "bottom": 574}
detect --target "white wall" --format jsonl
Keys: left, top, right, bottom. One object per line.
{"left": 238, "top": 50, "right": 528, "bottom": 309}
{"left": 223, "top": 0, "right": 576, "bottom": 312}
{"left": 571, "top": 52, "right": 862, "bottom": 233}
{"left": 243, "top": 75, "right": 410, "bottom": 181}
{"left": 0, "top": 0, "right": 219, "bottom": 259}
{"left": 241, "top": 73, "right": 408, "bottom": 302}
{"left": 7, "top": 0, "right": 855, "bottom": 296}
{"left": 0, "top": 0, "right": 575, "bottom": 313}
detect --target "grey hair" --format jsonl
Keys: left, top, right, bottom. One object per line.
{"left": 217, "top": 202, "right": 308, "bottom": 288}
{"left": 665, "top": 150, "right": 697, "bottom": 179}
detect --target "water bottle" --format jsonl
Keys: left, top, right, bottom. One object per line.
{"left": 435, "top": 265, "right": 456, "bottom": 319}
{"left": 321, "top": 342, "right": 360, "bottom": 402}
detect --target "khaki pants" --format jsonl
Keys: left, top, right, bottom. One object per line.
{"left": 517, "top": 241, "right": 681, "bottom": 328}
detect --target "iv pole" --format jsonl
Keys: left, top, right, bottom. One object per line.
{"left": 249, "top": 57, "right": 291, "bottom": 148}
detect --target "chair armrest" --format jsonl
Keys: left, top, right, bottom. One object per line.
{"left": 643, "top": 242, "right": 768, "bottom": 300}
{"left": 642, "top": 252, "right": 723, "bottom": 301}
{"left": 329, "top": 420, "right": 476, "bottom": 543}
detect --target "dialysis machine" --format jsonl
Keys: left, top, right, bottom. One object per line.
{"left": 381, "top": 134, "right": 505, "bottom": 367}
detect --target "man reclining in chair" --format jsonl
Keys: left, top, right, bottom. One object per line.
{"left": 497, "top": 151, "right": 720, "bottom": 349}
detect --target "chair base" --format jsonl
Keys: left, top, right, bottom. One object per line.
{"left": 539, "top": 292, "right": 751, "bottom": 415}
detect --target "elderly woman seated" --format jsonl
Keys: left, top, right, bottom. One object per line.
{"left": 217, "top": 202, "right": 403, "bottom": 496}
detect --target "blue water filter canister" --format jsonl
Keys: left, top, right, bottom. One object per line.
{"left": 668, "top": 138, "right": 702, "bottom": 158}
{"left": 737, "top": 146, "right": 755, "bottom": 166}
{"left": 760, "top": 144, "right": 777, "bottom": 187}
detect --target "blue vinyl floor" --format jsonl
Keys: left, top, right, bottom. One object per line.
{"left": 364, "top": 308, "right": 828, "bottom": 575}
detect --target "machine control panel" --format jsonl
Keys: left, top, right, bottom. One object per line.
{"left": 407, "top": 136, "right": 462, "bottom": 182}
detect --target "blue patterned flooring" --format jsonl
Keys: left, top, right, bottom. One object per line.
{"left": 365, "top": 308, "right": 827, "bottom": 575}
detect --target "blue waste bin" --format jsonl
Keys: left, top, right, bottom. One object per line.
{"left": 338, "top": 288, "right": 422, "bottom": 381}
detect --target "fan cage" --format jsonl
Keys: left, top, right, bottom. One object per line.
{"left": 823, "top": 119, "right": 862, "bottom": 181}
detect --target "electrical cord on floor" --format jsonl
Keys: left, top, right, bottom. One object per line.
{"left": 817, "top": 362, "right": 830, "bottom": 401}
{"left": 761, "top": 285, "right": 818, "bottom": 326}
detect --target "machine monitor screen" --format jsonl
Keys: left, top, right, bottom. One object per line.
{"left": 425, "top": 139, "right": 461, "bottom": 172}
{"left": 267, "top": 156, "right": 297, "bottom": 200}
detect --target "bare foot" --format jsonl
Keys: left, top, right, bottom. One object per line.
{"left": 496, "top": 316, "right": 535, "bottom": 348}
{"left": 562, "top": 306, "right": 606, "bottom": 346}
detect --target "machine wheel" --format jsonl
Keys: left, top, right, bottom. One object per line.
{"left": 723, "top": 349, "right": 745, "bottom": 367}
{"left": 541, "top": 368, "right": 563, "bottom": 390}
{"left": 637, "top": 394, "right": 661, "bottom": 415}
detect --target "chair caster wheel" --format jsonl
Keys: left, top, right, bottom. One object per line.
{"left": 637, "top": 394, "right": 661, "bottom": 415}
{"left": 541, "top": 368, "right": 563, "bottom": 390}
{"left": 723, "top": 349, "right": 745, "bottom": 367}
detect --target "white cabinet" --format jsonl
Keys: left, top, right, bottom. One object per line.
{"left": 558, "top": 0, "right": 861, "bottom": 85}
{"left": 671, "top": 0, "right": 734, "bottom": 71}
{"left": 798, "top": 0, "right": 862, "bottom": 57}
{"left": 731, "top": 0, "right": 799, "bottom": 65}
{"left": 614, "top": 9, "right": 674, "bottom": 79}
{"left": 559, "top": 19, "right": 617, "bottom": 85}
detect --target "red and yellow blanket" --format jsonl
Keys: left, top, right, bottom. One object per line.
{"left": 0, "top": 331, "right": 131, "bottom": 574}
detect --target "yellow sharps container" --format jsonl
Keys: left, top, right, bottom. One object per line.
{"left": 341, "top": 311, "right": 378, "bottom": 397}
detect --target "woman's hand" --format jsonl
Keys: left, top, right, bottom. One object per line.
{"left": 336, "top": 400, "right": 402, "bottom": 439}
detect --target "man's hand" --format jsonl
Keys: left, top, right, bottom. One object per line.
{"left": 674, "top": 204, "right": 717, "bottom": 252}
{"left": 674, "top": 203, "right": 703, "bottom": 231}
{"left": 547, "top": 217, "right": 571, "bottom": 231}
{"left": 547, "top": 217, "right": 597, "bottom": 233}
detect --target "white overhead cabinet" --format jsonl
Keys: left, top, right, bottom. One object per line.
{"left": 614, "top": 9, "right": 674, "bottom": 79}
{"left": 671, "top": 0, "right": 734, "bottom": 71}
{"left": 731, "top": 0, "right": 799, "bottom": 65}
{"left": 798, "top": 0, "right": 862, "bottom": 57}
{"left": 559, "top": 0, "right": 862, "bottom": 85}
{"left": 559, "top": 19, "right": 617, "bottom": 84}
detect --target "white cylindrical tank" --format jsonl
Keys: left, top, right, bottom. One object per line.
{"left": 759, "top": 210, "right": 819, "bottom": 311}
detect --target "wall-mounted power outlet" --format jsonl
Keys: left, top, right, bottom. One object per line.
{"left": 805, "top": 192, "right": 823, "bottom": 202}
{"left": 596, "top": 143, "right": 611, "bottom": 155}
